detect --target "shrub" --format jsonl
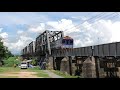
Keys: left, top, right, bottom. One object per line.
{"left": 31, "top": 58, "right": 37, "bottom": 66}
{"left": 4, "top": 57, "right": 20, "bottom": 67}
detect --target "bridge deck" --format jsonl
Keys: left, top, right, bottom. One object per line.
{"left": 51, "top": 42, "right": 120, "bottom": 57}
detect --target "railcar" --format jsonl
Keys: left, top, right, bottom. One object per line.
{"left": 50, "top": 36, "right": 74, "bottom": 49}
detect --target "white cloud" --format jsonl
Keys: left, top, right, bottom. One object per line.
{"left": 28, "top": 23, "right": 45, "bottom": 33}
{"left": 0, "top": 13, "right": 51, "bottom": 25}
{"left": 45, "top": 18, "right": 120, "bottom": 48}
{"left": 0, "top": 32, "right": 8, "bottom": 39}
{"left": 47, "top": 19, "right": 73, "bottom": 30}
{"left": 110, "top": 21, "right": 120, "bottom": 42}
{"left": 46, "top": 19, "right": 80, "bottom": 36}
{"left": 3, "top": 17, "right": 120, "bottom": 55}
{"left": 17, "top": 30, "right": 24, "bottom": 34}
{"left": 2, "top": 30, "right": 34, "bottom": 54}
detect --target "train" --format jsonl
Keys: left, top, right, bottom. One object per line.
{"left": 21, "top": 30, "right": 74, "bottom": 57}
{"left": 50, "top": 36, "right": 74, "bottom": 49}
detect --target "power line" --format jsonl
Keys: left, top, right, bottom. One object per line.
{"left": 59, "top": 12, "right": 119, "bottom": 33}
{"left": 69, "top": 12, "right": 118, "bottom": 32}
{"left": 76, "top": 13, "right": 118, "bottom": 29}
{"left": 67, "top": 13, "right": 114, "bottom": 31}
{"left": 58, "top": 12, "right": 106, "bottom": 32}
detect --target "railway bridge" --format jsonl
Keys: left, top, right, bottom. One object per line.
{"left": 21, "top": 30, "right": 120, "bottom": 78}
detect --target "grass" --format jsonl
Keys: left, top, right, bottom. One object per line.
{"left": 0, "top": 76, "right": 18, "bottom": 78}
{"left": 0, "top": 66, "right": 50, "bottom": 78}
{"left": 27, "top": 66, "right": 50, "bottom": 78}
{"left": 51, "top": 70, "right": 79, "bottom": 78}
{"left": 0, "top": 66, "right": 49, "bottom": 78}
{"left": 0, "top": 67, "right": 21, "bottom": 73}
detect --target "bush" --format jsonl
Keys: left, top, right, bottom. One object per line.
{"left": 4, "top": 57, "right": 20, "bottom": 67}
{"left": 31, "top": 58, "right": 37, "bottom": 66}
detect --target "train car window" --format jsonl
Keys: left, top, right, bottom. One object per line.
{"left": 70, "top": 40, "right": 73, "bottom": 45}
{"left": 66, "top": 40, "right": 69, "bottom": 44}
{"left": 62, "top": 39, "right": 65, "bottom": 44}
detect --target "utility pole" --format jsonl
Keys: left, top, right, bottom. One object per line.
{"left": 98, "top": 37, "right": 99, "bottom": 45}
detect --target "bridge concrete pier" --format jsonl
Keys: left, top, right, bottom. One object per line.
{"left": 82, "top": 57, "right": 96, "bottom": 78}
{"left": 43, "top": 56, "right": 103, "bottom": 78}
{"left": 46, "top": 56, "right": 73, "bottom": 75}
{"left": 59, "top": 56, "right": 73, "bottom": 75}
{"left": 47, "top": 56, "right": 97, "bottom": 77}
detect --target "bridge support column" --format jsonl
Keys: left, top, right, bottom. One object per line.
{"left": 56, "top": 57, "right": 63, "bottom": 70}
{"left": 94, "top": 57, "right": 100, "bottom": 78}
{"left": 60, "top": 56, "right": 71, "bottom": 75}
{"left": 46, "top": 57, "right": 54, "bottom": 70}
{"left": 99, "top": 57, "right": 119, "bottom": 78}
{"left": 53, "top": 57, "right": 56, "bottom": 70}
{"left": 82, "top": 57, "right": 96, "bottom": 78}
{"left": 69, "top": 56, "right": 72, "bottom": 75}
{"left": 74, "top": 56, "right": 83, "bottom": 76}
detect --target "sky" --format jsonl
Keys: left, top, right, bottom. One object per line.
{"left": 0, "top": 12, "right": 120, "bottom": 55}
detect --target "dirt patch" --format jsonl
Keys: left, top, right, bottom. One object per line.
{"left": 18, "top": 71, "right": 39, "bottom": 78}
{"left": 44, "top": 70, "right": 63, "bottom": 78}
{"left": 0, "top": 70, "right": 43, "bottom": 78}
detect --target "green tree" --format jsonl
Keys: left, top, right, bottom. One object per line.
{"left": 31, "top": 58, "right": 37, "bottom": 66}
{"left": 4, "top": 57, "right": 20, "bottom": 67}
{"left": 0, "top": 38, "right": 14, "bottom": 66}
{"left": 0, "top": 41, "right": 6, "bottom": 60}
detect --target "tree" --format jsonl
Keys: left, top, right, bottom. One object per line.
{"left": 5, "top": 50, "right": 14, "bottom": 59}
{"left": 0, "top": 38, "right": 14, "bottom": 66}
{"left": 0, "top": 41, "right": 6, "bottom": 60}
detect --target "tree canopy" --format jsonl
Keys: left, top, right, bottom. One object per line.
{"left": 0, "top": 38, "right": 14, "bottom": 62}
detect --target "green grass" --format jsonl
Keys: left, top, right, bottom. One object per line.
{"left": 27, "top": 66, "right": 50, "bottom": 78}
{"left": 0, "top": 76, "right": 18, "bottom": 78}
{"left": 0, "top": 67, "right": 21, "bottom": 73}
{"left": 51, "top": 70, "right": 79, "bottom": 78}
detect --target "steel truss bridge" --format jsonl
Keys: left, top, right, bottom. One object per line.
{"left": 21, "top": 30, "right": 120, "bottom": 78}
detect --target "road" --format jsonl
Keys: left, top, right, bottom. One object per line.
{"left": 0, "top": 71, "right": 39, "bottom": 78}
{"left": 43, "top": 70, "right": 63, "bottom": 78}
{"left": 0, "top": 67, "right": 64, "bottom": 78}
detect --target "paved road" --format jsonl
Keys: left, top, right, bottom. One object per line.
{"left": 44, "top": 70, "right": 64, "bottom": 78}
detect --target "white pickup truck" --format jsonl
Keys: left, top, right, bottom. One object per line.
{"left": 20, "top": 62, "right": 28, "bottom": 69}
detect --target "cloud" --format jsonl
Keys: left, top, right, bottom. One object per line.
{"left": 110, "top": 21, "right": 120, "bottom": 42}
{"left": 0, "top": 12, "right": 51, "bottom": 26}
{"left": 28, "top": 23, "right": 45, "bottom": 33}
{"left": 46, "top": 19, "right": 78, "bottom": 35}
{"left": 2, "top": 29, "right": 34, "bottom": 54}
{"left": 17, "top": 30, "right": 24, "bottom": 34}
{"left": 0, "top": 32, "right": 8, "bottom": 39}
{"left": 2, "top": 15, "right": 120, "bottom": 55}
{"left": 45, "top": 18, "right": 120, "bottom": 48}
{"left": 3, "top": 35, "right": 34, "bottom": 54}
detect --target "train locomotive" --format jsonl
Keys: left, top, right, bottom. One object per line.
{"left": 50, "top": 36, "right": 74, "bottom": 49}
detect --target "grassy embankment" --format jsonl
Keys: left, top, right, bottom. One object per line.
{"left": 51, "top": 70, "right": 80, "bottom": 78}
